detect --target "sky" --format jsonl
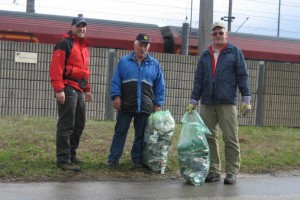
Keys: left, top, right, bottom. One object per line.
{"left": 1, "top": 0, "right": 300, "bottom": 39}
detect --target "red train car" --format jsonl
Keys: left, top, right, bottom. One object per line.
{"left": 161, "top": 26, "right": 300, "bottom": 63}
{"left": 0, "top": 10, "right": 164, "bottom": 52}
{"left": 1, "top": 10, "right": 300, "bottom": 63}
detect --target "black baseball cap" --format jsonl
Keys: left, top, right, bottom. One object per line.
{"left": 72, "top": 14, "right": 87, "bottom": 26}
{"left": 136, "top": 33, "right": 151, "bottom": 43}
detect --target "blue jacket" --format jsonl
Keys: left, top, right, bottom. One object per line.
{"left": 191, "top": 42, "right": 251, "bottom": 105}
{"left": 111, "top": 52, "right": 165, "bottom": 114}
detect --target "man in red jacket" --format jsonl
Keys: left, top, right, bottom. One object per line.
{"left": 49, "top": 14, "right": 92, "bottom": 172}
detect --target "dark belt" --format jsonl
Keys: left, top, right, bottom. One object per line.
{"left": 65, "top": 77, "right": 87, "bottom": 90}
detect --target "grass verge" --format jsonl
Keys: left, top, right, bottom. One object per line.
{"left": 0, "top": 116, "right": 299, "bottom": 182}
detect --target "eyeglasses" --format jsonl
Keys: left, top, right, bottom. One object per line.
{"left": 211, "top": 31, "right": 225, "bottom": 36}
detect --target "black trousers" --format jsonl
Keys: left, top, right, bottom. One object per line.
{"left": 56, "top": 85, "right": 86, "bottom": 164}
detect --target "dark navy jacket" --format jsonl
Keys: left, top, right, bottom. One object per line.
{"left": 191, "top": 42, "right": 251, "bottom": 105}
{"left": 111, "top": 52, "right": 165, "bottom": 114}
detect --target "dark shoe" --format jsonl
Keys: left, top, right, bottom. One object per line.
{"left": 57, "top": 163, "right": 81, "bottom": 172}
{"left": 224, "top": 174, "right": 236, "bottom": 184}
{"left": 105, "top": 160, "right": 119, "bottom": 168}
{"left": 133, "top": 162, "right": 144, "bottom": 168}
{"left": 205, "top": 172, "right": 221, "bottom": 182}
{"left": 71, "top": 157, "right": 85, "bottom": 164}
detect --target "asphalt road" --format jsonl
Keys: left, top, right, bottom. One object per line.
{"left": 1, "top": 173, "right": 300, "bottom": 200}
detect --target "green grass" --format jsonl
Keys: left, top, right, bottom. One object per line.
{"left": 238, "top": 126, "right": 300, "bottom": 173}
{"left": 0, "top": 116, "right": 299, "bottom": 181}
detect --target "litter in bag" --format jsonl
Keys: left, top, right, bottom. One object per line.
{"left": 143, "top": 110, "right": 175, "bottom": 174}
{"left": 177, "top": 110, "right": 211, "bottom": 186}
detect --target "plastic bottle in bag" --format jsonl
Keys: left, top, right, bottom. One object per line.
{"left": 143, "top": 110, "right": 175, "bottom": 174}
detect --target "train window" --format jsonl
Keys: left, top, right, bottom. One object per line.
{"left": 0, "top": 31, "right": 39, "bottom": 43}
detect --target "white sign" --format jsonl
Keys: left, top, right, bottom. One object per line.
{"left": 15, "top": 52, "right": 38, "bottom": 64}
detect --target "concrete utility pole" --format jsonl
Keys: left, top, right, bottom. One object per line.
{"left": 221, "top": 0, "right": 235, "bottom": 32}
{"left": 198, "top": 0, "right": 214, "bottom": 56}
{"left": 277, "top": 0, "right": 281, "bottom": 37}
{"left": 26, "top": 0, "right": 35, "bottom": 13}
{"left": 228, "top": 0, "right": 233, "bottom": 32}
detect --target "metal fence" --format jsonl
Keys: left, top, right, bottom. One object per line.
{"left": 1, "top": 41, "right": 300, "bottom": 127}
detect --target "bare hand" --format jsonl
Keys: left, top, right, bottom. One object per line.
{"left": 85, "top": 92, "right": 93, "bottom": 102}
{"left": 56, "top": 92, "right": 65, "bottom": 104}
{"left": 153, "top": 105, "right": 161, "bottom": 112}
{"left": 113, "top": 96, "right": 121, "bottom": 111}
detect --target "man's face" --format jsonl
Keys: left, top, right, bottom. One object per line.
{"left": 71, "top": 23, "right": 87, "bottom": 38}
{"left": 211, "top": 27, "right": 228, "bottom": 47}
{"left": 134, "top": 41, "right": 150, "bottom": 59}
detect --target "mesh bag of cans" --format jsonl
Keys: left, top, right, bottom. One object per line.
{"left": 177, "top": 110, "right": 211, "bottom": 186}
{"left": 143, "top": 110, "right": 175, "bottom": 174}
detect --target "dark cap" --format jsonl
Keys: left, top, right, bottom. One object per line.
{"left": 72, "top": 14, "right": 87, "bottom": 26}
{"left": 136, "top": 33, "right": 151, "bottom": 43}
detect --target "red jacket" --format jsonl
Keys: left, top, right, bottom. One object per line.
{"left": 49, "top": 31, "right": 91, "bottom": 93}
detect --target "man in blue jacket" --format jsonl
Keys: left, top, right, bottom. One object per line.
{"left": 106, "top": 33, "right": 165, "bottom": 168}
{"left": 187, "top": 22, "right": 251, "bottom": 184}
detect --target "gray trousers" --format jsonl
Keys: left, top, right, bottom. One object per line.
{"left": 200, "top": 104, "right": 240, "bottom": 175}
{"left": 56, "top": 85, "right": 86, "bottom": 164}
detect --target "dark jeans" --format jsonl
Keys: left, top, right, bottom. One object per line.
{"left": 108, "top": 111, "right": 150, "bottom": 164}
{"left": 56, "top": 85, "right": 86, "bottom": 163}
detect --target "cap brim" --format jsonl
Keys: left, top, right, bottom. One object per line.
{"left": 74, "top": 21, "right": 87, "bottom": 26}
{"left": 211, "top": 25, "right": 226, "bottom": 30}
{"left": 138, "top": 40, "right": 150, "bottom": 43}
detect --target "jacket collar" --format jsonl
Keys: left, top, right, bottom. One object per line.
{"left": 130, "top": 52, "right": 152, "bottom": 62}
{"left": 204, "top": 42, "right": 232, "bottom": 55}
{"left": 63, "top": 31, "right": 89, "bottom": 46}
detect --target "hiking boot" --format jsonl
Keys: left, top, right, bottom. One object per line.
{"left": 57, "top": 163, "right": 81, "bottom": 172}
{"left": 205, "top": 172, "right": 221, "bottom": 182}
{"left": 105, "top": 160, "right": 119, "bottom": 168}
{"left": 71, "top": 157, "right": 85, "bottom": 164}
{"left": 224, "top": 174, "right": 236, "bottom": 184}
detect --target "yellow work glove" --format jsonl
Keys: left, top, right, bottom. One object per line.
{"left": 241, "top": 96, "right": 251, "bottom": 116}
{"left": 241, "top": 103, "right": 251, "bottom": 116}
{"left": 186, "top": 104, "right": 195, "bottom": 114}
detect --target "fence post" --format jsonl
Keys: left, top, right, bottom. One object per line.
{"left": 104, "top": 49, "right": 115, "bottom": 120}
{"left": 256, "top": 61, "right": 266, "bottom": 126}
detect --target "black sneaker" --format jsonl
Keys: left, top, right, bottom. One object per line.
{"left": 105, "top": 160, "right": 119, "bottom": 168}
{"left": 57, "top": 163, "right": 81, "bottom": 172}
{"left": 71, "top": 157, "right": 85, "bottom": 164}
{"left": 205, "top": 172, "right": 221, "bottom": 182}
{"left": 224, "top": 174, "right": 236, "bottom": 184}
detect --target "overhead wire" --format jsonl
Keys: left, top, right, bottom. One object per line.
{"left": 1, "top": 0, "right": 300, "bottom": 38}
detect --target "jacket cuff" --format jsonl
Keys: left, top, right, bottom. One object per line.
{"left": 55, "top": 89, "right": 64, "bottom": 93}
{"left": 190, "top": 99, "right": 198, "bottom": 105}
{"left": 242, "top": 96, "right": 251, "bottom": 104}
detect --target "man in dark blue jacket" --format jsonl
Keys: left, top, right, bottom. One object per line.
{"left": 187, "top": 22, "right": 251, "bottom": 184}
{"left": 106, "top": 33, "right": 165, "bottom": 168}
